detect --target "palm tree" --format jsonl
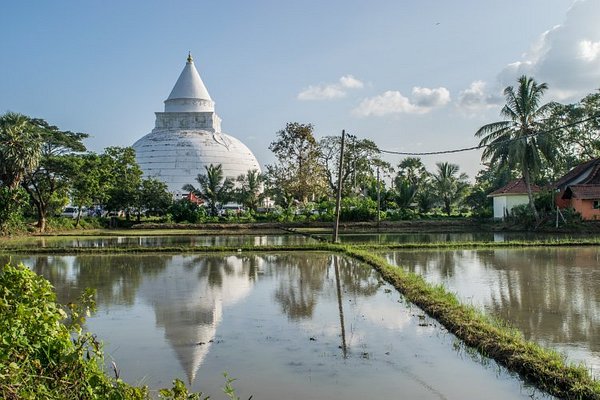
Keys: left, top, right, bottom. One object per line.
{"left": 475, "top": 75, "right": 557, "bottom": 222}
{"left": 432, "top": 162, "right": 469, "bottom": 215}
{"left": 183, "top": 164, "right": 234, "bottom": 216}
{"left": 236, "top": 169, "right": 263, "bottom": 212}
{"left": 0, "top": 112, "right": 41, "bottom": 189}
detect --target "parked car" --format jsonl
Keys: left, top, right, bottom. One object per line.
{"left": 60, "top": 206, "right": 81, "bottom": 218}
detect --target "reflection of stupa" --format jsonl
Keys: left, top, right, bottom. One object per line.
{"left": 133, "top": 54, "right": 261, "bottom": 195}
{"left": 139, "top": 255, "right": 255, "bottom": 383}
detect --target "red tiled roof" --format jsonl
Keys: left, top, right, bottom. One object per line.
{"left": 553, "top": 158, "right": 600, "bottom": 189}
{"left": 562, "top": 184, "right": 600, "bottom": 200}
{"left": 488, "top": 179, "right": 541, "bottom": 197}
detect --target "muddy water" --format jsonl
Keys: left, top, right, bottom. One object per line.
{"left": 0, "top": 234, "right": 315, "bottom": 248}
{"left": 383, "top": 247, "right": 600, "bottom": 376}
{"left": 5, "top": 253, "right": 552, "bottom": 399}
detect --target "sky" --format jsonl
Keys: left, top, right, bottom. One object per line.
{"left": 1, "top": 0, "right": 599, "bottom": 180}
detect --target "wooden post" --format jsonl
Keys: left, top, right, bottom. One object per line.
{"left": 332, "top": 130, "right": 346, "bottom": 243}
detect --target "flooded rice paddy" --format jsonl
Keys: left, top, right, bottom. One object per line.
{"left": 0, "top": 234, "right": 316, "bottom": 248}
{"left": 4, "top": 252, "right": 551, "bottom": 399}
{"left": 383, "top": 247, "right": 600, "bottom": 377}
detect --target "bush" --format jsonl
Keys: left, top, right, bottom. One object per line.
{"left": 168, "top": 200, "right": 205, "bottom": 223}
{"left": 0, "top": 261, "right": 149, "bottom": 399}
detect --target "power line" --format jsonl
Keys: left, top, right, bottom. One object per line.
{"left": 378, "top": 113, "right": 600, "bottom": 156}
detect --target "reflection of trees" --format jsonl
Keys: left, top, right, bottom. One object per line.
{"left": 27, "top": 255, "right": 170, "bottom": 307}
{"left": 273, "top": 253, "right": 329, "bottom": 320}
{"left": 272, "top": 253, "right": 381, "bottom": 320}
{"left": 387, "top": 250, "right": 464, "bottom": 279}
{"left": 477, "top": 248, "right": 600, "bottom": 352}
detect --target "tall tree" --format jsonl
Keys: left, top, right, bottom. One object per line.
{"left": 431, "top": 162, "right": 469, "bottom": 215}
{"left": 0, "top": 112, "right": 42, "bottom": 190}
{"left": 101, "top": 147, "right": 143, "bottom": 217}
{"left": 318, "top": 135, "right": 380, "bottom": 196}
{"left": 267, "top": 122, "right": 326, "bottom": 204}
{"left": 475, "top": 75, "right": 557, "bottom": 222}
{"left": 21, "top": 119, "right": 88, "bottom": 231}
{"left": 183, "top": 164, "right": 234, "bottom": 216}
{"left": 393, "top": 157, "right": 429, "bottom": 209}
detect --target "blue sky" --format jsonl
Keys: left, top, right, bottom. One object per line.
{"left": 1, "top": 0, "right": 598, "bottom": 178}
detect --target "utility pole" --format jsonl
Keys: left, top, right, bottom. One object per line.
{"left": 332, "top": 130, "right": 345, "bottom": 243}
{"left": 376, "top": 165, "right": 381, "bottom": 229}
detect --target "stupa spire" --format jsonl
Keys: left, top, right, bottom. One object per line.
{"left": 164, "top": 53, "right": 213, "bottom": 112}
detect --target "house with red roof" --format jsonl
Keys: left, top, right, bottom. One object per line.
{"left": 487, "top": 179, "right": 541, "bottom": 220}
{"left": 553, "top": 158, "right": 600, "bottom": 220}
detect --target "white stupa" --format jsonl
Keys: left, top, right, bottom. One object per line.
{"left": 133, "top": 53, "right": 261, "bottom": 195}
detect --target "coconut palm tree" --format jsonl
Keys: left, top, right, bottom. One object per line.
{"left": 0, "top": 112, "right": 42, "bottom": 189}
{"left": 475, "top": 75, "right": 557, "bottom": 223}
{"left": 183, "top": 164, "right": 234, "bottom": 216}
{"left": 431, "top": 162, "right": 469, "bottom": 215}
{"left": 236, "top": 169, "right": 263, "bottom": 212}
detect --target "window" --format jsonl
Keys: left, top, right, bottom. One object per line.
{"left": 593, "top": 200, "right": 600, "bottom": 210}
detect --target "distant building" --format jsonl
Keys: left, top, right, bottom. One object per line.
{"left": 488, "top": 179, "right": 540, "bottom": 220}
{"left": 133, "top": 54, "right": 261, "bottom": 197}
{"left": 553, "top": 158, "right": 600, "bottom": 220}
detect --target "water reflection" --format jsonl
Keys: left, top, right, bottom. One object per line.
{"left": 140, "top": 255, "right": 255, "bottom": 383}
{"left": 384, "top": 247, "right": 600, "bottom": 374}
{"left": 325, "top": 232, "right": 599, "bottom": 244}
{"left": 7, "top": 252, "right": 554, "bottom": 398}
{"left": 0, "top": 234, "right": 314, "bottom": 249}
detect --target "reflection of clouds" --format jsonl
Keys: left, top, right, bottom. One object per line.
{"left": 138, "top": 255, "right": 257, "bottom": 383}
{"left": 361, "top": 303, "right": 411, "bottom": 331}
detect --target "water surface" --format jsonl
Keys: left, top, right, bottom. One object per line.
{"left": 323, "top": 232, "right": 598, "bottom": 244}
{"left": 0, "top": 234, "right": 315, "bottom": 248}
{"left": 6, "top": 252, "right": 552, "bottom": 399}
{"left": 383, "top": 247, "right": 600, "bottom": 376}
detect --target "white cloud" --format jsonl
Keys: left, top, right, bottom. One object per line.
{"left": 498, "top": 0, "right": 600, "bottom": 100}
{"left": 297, "top": 75, "right": 364, "bottom": 101}
{"left": 579, "top": 40, "right": 600, "bottom": 62}
{"left": 339, "top": 74, "right": 364, "bottom": 89}
{"left": 457, "top": 80, "right": 502, "bottom": 111}
{"left": 411, "top": 86, "right": 450, "bottom": 108}
{"left": 353, "top": 86, "right": 450, "bottom": 117}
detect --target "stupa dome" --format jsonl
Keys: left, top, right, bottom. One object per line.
{"left": 133, "top": 54, "right": 261, "bottom": 195}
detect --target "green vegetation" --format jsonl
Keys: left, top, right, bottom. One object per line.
{"left": 0, "top": 261, "right": 245, "bottom": 399}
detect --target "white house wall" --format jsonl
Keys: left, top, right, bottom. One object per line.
{"left": 493, "top": 194, "right": 530, "bottom": 219}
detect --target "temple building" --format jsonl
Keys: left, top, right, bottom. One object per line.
{"left": 133, "top": 54, "right": 261, "bottom": 196}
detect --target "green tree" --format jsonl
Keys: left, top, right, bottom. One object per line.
{"left": 0, "top": 112, "right": 42, "bottom": 190}
{"left": 318, "top": 135, "right": 380, "bottom": 196}
{"left": 101, "top": 147, "right": 143, "bottom": 217}
{"left": 475, "top": 75, "right": 558, "bottom": 223}
{"left": 183, "top": 164, "right": 234, "bottom": 216}
{"left": 393, "top": 157, "right": 429, "bottom": 209}
{"left": 21, "top": 120, "right": 88, "bottom": 231}
{"left": 236, "top": 169, "right": 263, "bottom": 212}
{"left": 431, "top": 162, "right": 469, "bottom": 215}
{"left": 137, "top": 178, "right": 173, "bottom": 218}
{"left": 545, "top": 90, "right": 600, "bottom": 174}
{"left": 267, "top": 122, "right": 326, "bottom": 204}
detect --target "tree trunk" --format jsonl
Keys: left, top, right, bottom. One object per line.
{"left": 523, "top": 168, "right": 540, "bottom": 224}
